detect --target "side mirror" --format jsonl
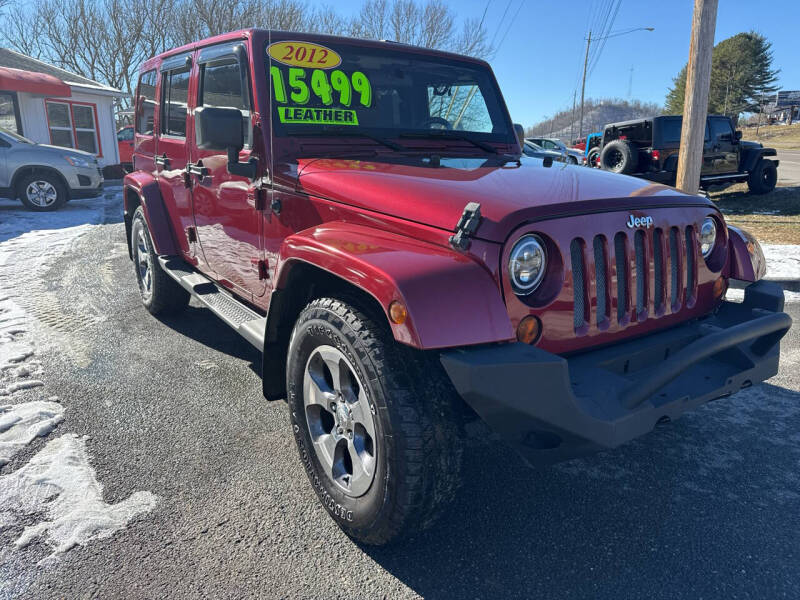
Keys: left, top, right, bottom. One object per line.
{"left": 735, "top": 130, "right": 743, "bottom": 141}
{"left": 195, "top": 106, "right": 257, "bottom": 179}
{"left": 513, "top": 123, "right": 525, "bottom": 147}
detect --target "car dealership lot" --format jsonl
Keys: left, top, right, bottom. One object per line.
{"left": 1, "top": 199, "right": 799, "bottom": 599}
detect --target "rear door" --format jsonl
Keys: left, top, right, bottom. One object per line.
{"left": 155, "top": 52, "right": 198, "bottom": 261}
{"left": 189, "top": 42, "right": 266, "bottom": 299}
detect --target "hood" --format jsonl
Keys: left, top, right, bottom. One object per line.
{"left": 741, "top": 140, "right": 763, "bottom": 150}
{"left": 35, "top": 144, "right": 97, "bottom": 159}
{"left": 296, "top": 155, "right": 712, "bottom": 242}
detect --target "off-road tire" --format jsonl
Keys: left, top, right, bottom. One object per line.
{"left": 17, "top": 172, "right": 68, "bottom": 211}
{"left": 587, "top": 147, "right": 600, "bottom": 168}
{"left": 747, "top": 158, "right": 777, "bottom": 195}
{"left": 130, "top": 206, "right": 189, "bottom": 315}
{"left": 600, "top": 139, "right": 638, "bottom": 174}
{"left": 287, "top": 297, "right": 462, "bottom": 545}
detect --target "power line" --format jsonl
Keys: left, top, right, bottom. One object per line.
{"left": 494, "top": 0, "right": 525, "bottom": 56}
{"left": 488, "top": 0, "right": 514, "bottom": 52}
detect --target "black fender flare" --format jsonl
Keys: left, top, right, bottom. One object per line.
{"left": 740, "top": 147, "right": 777, "bottom": 173}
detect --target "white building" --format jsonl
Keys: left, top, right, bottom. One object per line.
{"left": 0, "top": 48, "right": 128, "bottom": 169}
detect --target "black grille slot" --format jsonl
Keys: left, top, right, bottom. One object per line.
{"left": 593, "top": 236, "right": 608, "bottom": 323}
{"left": 614, "top": 233, "right": 628, "bottom": 321}
{"left": 571, "top": 238, "right": 586, "bottom": 330}
{"left": 669, "top": 227, "right": 680, "bottom": 306}
{"left": 653, "top": 229, "right": 664, "bottom": 311}
{"left": 685, "top": 226, "right": 695, "bottom": 301}
{"left": 634, "top": 230, "right": 646, "bottom": 316}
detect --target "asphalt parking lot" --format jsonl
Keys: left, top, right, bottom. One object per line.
{"left": 1, "top": 202, "right": 799, "bottom": 599}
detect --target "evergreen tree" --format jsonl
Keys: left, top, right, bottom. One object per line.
{"left": 665, "top": 32, "right": 779, "bottom": 117}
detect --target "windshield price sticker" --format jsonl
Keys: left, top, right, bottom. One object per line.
{"left": 278, "top": 106, "right": 358, "bottom": 125}
{"left": 268, "top": 41, "right": 342, "bottom": 69}
{"left": 270, "top": 63, "right": 373, "bottom": 126}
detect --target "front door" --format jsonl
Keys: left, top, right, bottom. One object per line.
{"left": 708, "top": 117, "right": 738, "bottom": 174}
{"left": 155, "top": 53, "right": 199, "bottom": 261}
{"left": 189, "top": 42, "right": 266, "bottom": 300}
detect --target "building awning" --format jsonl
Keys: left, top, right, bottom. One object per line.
{"left": 0, "top": 66, "right": 71, "bottom": 97}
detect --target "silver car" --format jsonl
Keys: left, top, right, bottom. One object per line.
{"left": 0, "top": 128, "right": 104, "bottom": 211}
{"left": 526, "top": 137, "right": 584, "bottom": 165}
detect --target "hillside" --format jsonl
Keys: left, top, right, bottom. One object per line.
{"left": 743, "top": 123, "right": 800, "bottom": 150}
{"left": 525, "top": 98, "right": 663, "bottom": 144}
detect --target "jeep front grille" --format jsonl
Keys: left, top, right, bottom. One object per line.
{"left": 571, "top": 226, "right": 699, "bottom": 331}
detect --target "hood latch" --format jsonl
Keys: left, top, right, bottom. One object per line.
{"left": 449, "top": 202, "right": 482, "bottom": 251}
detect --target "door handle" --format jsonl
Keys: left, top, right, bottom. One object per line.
{"left": 154, "top": 153, "right": 170, "bottom": 168}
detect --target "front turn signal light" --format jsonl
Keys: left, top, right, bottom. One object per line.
{"left": 713, "top": 276, "right": 727, "bottom": 301}
{"left": 389, "top": 300, "right": 407, "bottom": 325}
{"left": 517, "top": 315, "right": 542, "bottom": 345}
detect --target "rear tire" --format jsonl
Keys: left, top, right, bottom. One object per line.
{"left": 17, "top": 172, "right": 68, "bottom": 211}
{"left": 587, "top": 147, "right": 600, "bottom": 168}
{"left": 747, "top": 158, "right": 777, "bottom": 195}
{"left": 287, "top": 297, "right": 462, "bottom": 545}
{"left": 600, "top": 140, "right": 638, "bottom": 174}
{"left": 130, "top": 206, "right": 189, "bottom": 315}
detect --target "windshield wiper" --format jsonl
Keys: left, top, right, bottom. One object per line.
{"left": 399, "top": 131, "right": 499, "bottom": 154}
{"left": 290, "top": 127, "right": 407, "bottom": 152}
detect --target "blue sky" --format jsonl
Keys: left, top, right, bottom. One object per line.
{"left": 344, "top": 0, "right": 799, "bottom": 127}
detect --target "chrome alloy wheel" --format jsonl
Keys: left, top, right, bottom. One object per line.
{"left": 135, "top": 227, "right": 153, "bottom": 301}
{"left": 25, "top": 180, "right": 58, "bottom": 207}
{"left": 303, "top": 345, "right": 377, "bottom": 497}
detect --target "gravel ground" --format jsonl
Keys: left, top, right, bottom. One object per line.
{"left": 1, "top": 206, "right": 799, "bottom": 599}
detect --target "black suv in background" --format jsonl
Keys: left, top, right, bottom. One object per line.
{"left": 597, "top": 115, "right": 779, "bottom": 194}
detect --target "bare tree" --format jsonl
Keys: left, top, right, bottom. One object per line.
{"left": 0, "top": 0, "right": 493, "bottom": 109}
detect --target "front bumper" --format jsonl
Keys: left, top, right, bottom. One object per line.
{"left": 441, "top": 280, "right": 791, "bottom": 466}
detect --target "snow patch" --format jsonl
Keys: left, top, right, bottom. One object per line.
{"left": 0, "top": 433, "right": 157, "bottom": 554}
{"left": 762, "top": 244, "right": 800, "bottom": 280}
{"left": 726, "top": 287, "right": 800, "bottom": 304}
{"left": 0, "top": 401, "right": 64, "bottom": 466}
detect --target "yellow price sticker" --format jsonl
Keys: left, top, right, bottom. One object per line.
{"left": 268, "top": 41, "right": 341, "bottom": 70}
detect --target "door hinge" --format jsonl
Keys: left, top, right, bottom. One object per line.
{"left": 257, "top": 259, "right": 269, "bottom": 280}
{"left": 187, "top": 226, "right": 197, "bottom": 243}
{"left": 449, "top": 202, "right": 482, "bottom": 251}
{"left": 254, "top": 187, "right": 267, "bottom": 211}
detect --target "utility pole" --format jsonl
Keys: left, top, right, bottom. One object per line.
{"left": 569, "top": 89, "right": 577, "bottom": 144}
{"left": 675, "top": 0, "right": 718, "bottom": 194}
{"left": 578, "top": 30, "right": 592, "bottom": 140}
{"left": 627, "top": 66, "right": 633, "bottom": 98}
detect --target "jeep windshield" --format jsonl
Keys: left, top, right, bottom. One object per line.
{"left": 265, "top": 40, "right": 516, "bottom": 151}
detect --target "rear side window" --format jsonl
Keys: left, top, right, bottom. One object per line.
{"left": 660, "top": 119, "right": 682, "bottom": 144}
{"left": 135, "top": 70, "right": 157, "bottom": 135}
{"left": 709, "top": 117, "right": 732, "bottom": 141}
{"left": 161, "top": 68, "right": 191, "bottom": 137}
{"left": 199, "top": 58, "right": 251, "bottom": 146}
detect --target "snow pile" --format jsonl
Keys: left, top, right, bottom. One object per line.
{"left": 0, "top": 432, "right": 157, "bottom": 554}
{"left": 0, "top": 401, "right": 64, "bottom": 465}
{"left": 762, "top": 244, "right": 800, "bottom": 280}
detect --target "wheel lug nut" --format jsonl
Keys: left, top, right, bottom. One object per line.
{"left": 348, "top": 431, "right": 353, "bottom": 440}
{"left": 337, "top": 427, "right": 343, "bottom": 435}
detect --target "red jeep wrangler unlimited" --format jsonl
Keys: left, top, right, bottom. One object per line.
{"left": 124, "top": 29, "right": 791, "bottom": 544}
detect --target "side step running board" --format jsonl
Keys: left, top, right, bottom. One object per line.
{"left": 157, "top": 256, "right": 266, "bottom": 350}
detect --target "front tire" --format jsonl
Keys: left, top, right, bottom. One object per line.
{"left": 287, "top": 297, "right": 462, "bottom": 545}
{"left": 130, "top": 206, "right": 189, "bottom": 315}
{"left": 747, "top": 158, "right": 777, "bottom": 195}
{"left": 17, "top": 172, "right": 68, "bottom": 211}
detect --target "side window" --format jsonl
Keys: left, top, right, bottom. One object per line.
{"left": 199, "top": 58, "right": 251, "bottom": 147}
{"left": 709, "top": 118, "right": 732, "bottom": 142}
{"left": 118, "top": 127, "right": 134, "bottom": 141}
{"left": 135, "top": 70, "right": 157, "bottom": 135}
{"left": 161, "top": 68, "right": 191, "bottom": 137}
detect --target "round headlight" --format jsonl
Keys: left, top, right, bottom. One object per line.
{"left": 700, "top": 217, "right": 717, "bottom": 257}
{"left": 509, "top": 235, "right": 547, "bottom": 294}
